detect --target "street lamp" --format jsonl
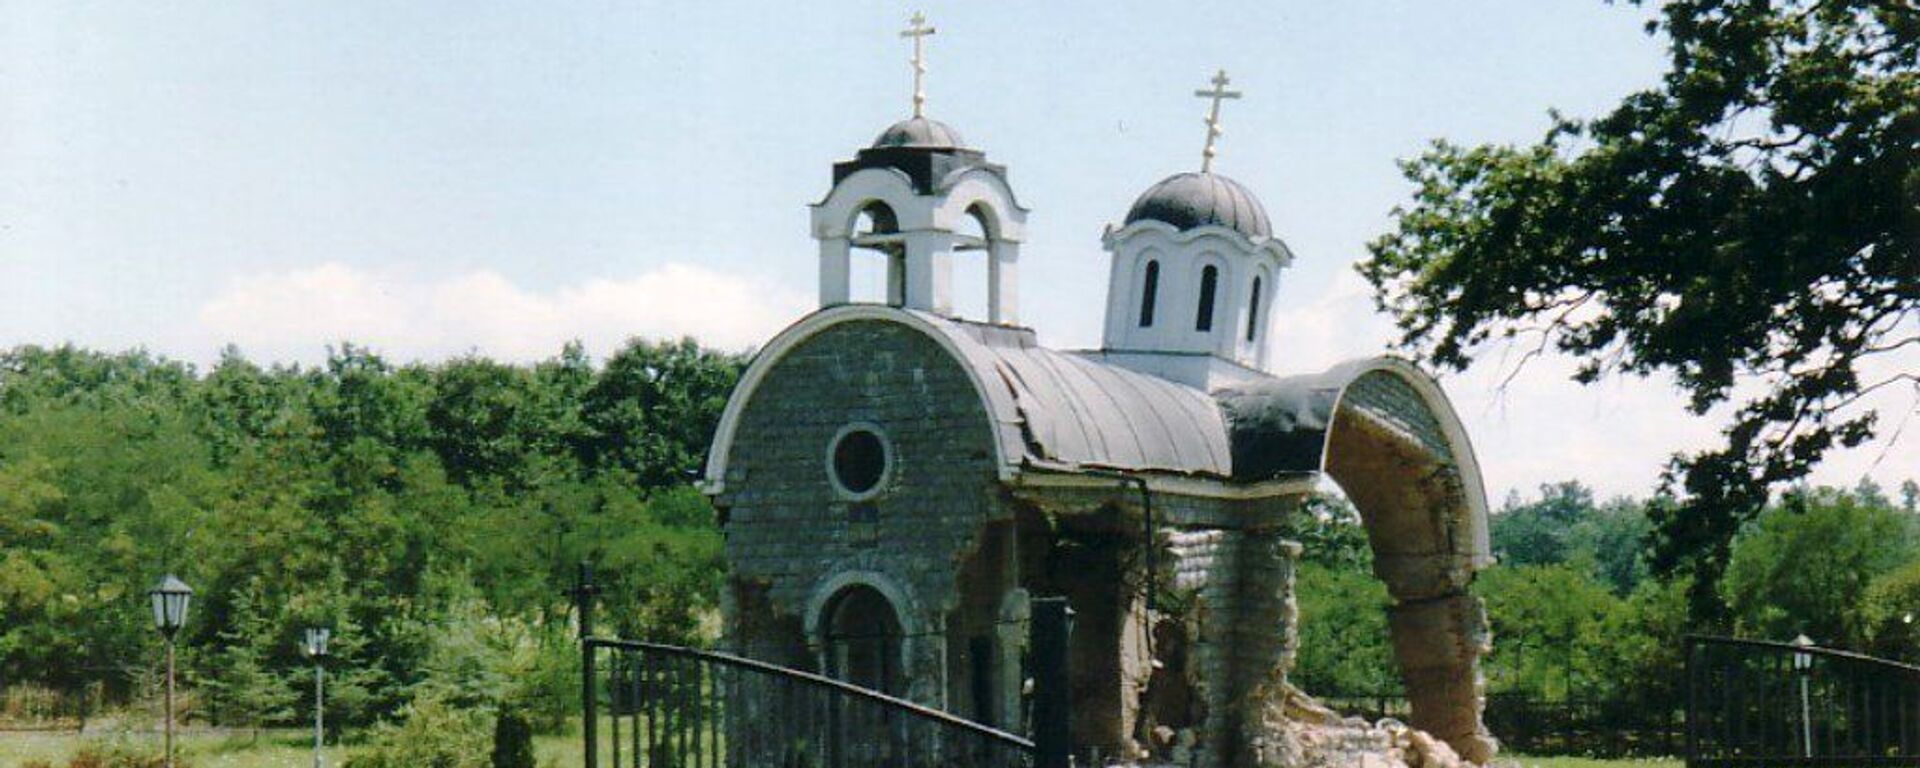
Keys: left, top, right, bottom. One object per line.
{"left": 1792, "top": 634, "right": 1815, "bottom": 759}
{"left": 302, "top": 627, "right": 331, "bottom": 768}
{"left": 148, "top": 575, "right": 192, "bottom": 768}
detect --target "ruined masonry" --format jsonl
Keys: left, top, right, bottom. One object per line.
{"left": 702, "top": 62, "right": 1499, "bottom": 768}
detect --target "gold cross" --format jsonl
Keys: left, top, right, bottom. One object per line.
{"left": 1194, "top": 69, "right": 1242, "bottom": 173}
{"left": 900, "top": 12, "right": 937, "bottom": 118}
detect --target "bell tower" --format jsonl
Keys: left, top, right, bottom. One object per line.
{"left": 1100, "top": 70, "right": 1294, "bottom": 380}
{"left": 810, "top": 13, "right": 1027, "bottom": 324}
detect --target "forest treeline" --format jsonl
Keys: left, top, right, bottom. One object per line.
{"left": 0, "top": 340, "right": 743, "bottom": 731}
{"left": 1293, "top": 478, "right": 1920, "bottom": 704}
{"left": 1, "top": 340, "right": 1916, "bottom": 735}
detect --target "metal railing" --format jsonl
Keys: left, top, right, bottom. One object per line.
{"left": 1686, "top": 635, "right": 1920, "bottom": 767}
{"left": 573, "top": 563, "right": 1073, "bottom": 768}
{"left": 585, "top": 638, "right": 1036, "bottom": 768}
{"left": 1317, "top": 692, "right": 1682, "bottom": 758}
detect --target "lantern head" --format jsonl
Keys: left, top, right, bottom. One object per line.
{"left": 148, "top": 575, "right": 193, "bottom": 638}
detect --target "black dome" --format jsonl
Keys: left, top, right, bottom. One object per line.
{"left": 1123, "top": 172, "right": 1272, "bottom": 240}
{"left": 871, "top": 117, "right": 967, "bottom": 149}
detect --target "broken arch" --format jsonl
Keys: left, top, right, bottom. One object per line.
{"left": 1217, "top": 358, "right": 1497, "bottom": 763}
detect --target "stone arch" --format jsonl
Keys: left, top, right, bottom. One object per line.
{"left": 804, "top": 569, "right": 926, "bottom": 699}
{"left": 850, "top": 198, "right": 901, "bottom": 237}
{"left": 948, "top": 203, "right": 995, "bottom": 321}
{"left": 1317, "top": 364, "right": 1495, "bottom": 764}
{"left": 931, "top": 168, "right": 1026, "bottom": 241}
{"left": 1216, "top": 356, "right": 1494, "bottom": 761}
{"left": 821, "top": 585, "right": 907, "bottom": 695}
{"left": 846, "top": 199, "right": 905, "bottom": 305}
{"left": 813, "top": 167, "right": 928, "bottom": 239}
{"left": 811, "top": 169, "right": 927, "bottom": 309}
{"left": 935, "top": 170, "right": 1026, "bottom": 325}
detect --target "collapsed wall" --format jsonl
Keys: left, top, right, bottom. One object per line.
{"left": 1017, "top": 478, "right": 1493, "bottom": 768}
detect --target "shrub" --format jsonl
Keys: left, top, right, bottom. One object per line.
{"left": 491, "top": 707, "right": 537, "bottom": 768}
{"left": 345, "top": 692, "right": 489, "bottom": 768}
{"left": 58, "top": 745, "right": 174, "bottom": 768}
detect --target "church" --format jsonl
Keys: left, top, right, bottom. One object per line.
{"left": 702, "top": 15, "right": 1498, "bottom": 767}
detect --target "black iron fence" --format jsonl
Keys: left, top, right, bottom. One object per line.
{"left": 1686, "top": 635, "right": 1920, "bottom": 767}
{"left": 1318, "top": 692, "right": 1682, "bottom": 758}
{"left": 584, "top": 638, "right": 1036, "bottom": 768}
{"left": 1485, "top": 695, "right": 1681, "bottom": 758}
{"left": 575, "top": 564, "right": 1074, "bottom": 768}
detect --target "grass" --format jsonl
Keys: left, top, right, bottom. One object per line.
{"left": 0, "top": 729, "right": 587, "bottom": 768}
{"left": 1499, "top": 756, "right": 1683, "bottom": 768}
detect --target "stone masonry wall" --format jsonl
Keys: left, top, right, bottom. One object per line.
{"left": 1161, "top": 527, "right": 1302, "bottom": 768}
{"left": 714, "top": 319, "right": 1003, "bottom": 708}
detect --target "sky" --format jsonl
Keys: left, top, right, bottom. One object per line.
{"left": 3, "top": 1, "right": 1914, "bottom": 502}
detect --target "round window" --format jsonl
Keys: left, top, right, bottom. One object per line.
{"left": 829, "top": 426, "right": 890, "bottom": 498}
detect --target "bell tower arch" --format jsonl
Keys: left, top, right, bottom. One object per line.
{"left": 811, "top": 121, "right": 1026, "bottom": 324}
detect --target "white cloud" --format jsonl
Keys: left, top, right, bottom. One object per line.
{"left": 1267, "top": 268, "right": 1395, "bottom": 372}
{"left": 197, "top": 261, "right": 809, "bottom": 364}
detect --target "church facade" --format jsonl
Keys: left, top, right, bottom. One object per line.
{"left": 702, "top": 53, "right": 1498, "bottom": 768}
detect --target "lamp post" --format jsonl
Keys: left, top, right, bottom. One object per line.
{"left": 148, "top": 575, "right": 193, "bottom": 768}
{"left": 302, "top": 627, "right": 331, "bottom": 768}
{"left": 1792, "top": 634, "right": 1815, "bottom": 759}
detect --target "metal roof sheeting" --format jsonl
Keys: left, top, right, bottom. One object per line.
{"left": 924, "top": 315, "right": 1234, "bottom": 477}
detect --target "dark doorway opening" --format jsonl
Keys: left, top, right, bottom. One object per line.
{"left": 824, "top": 585, "right": 905, "bottom": 697}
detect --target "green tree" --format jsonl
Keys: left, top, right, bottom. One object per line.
{"left": 1283, "top": 493, "right": 1373, "bottom": 571}
{"left": 1292, "top": 563, "right": 1397, "bottom": 695}
{"left": 1286, "top": 493, "right": 1397, "bottom": 695}
{"left": 1593, "top": 577, "right": 1693, "bottom": 705}
{"left": 1721, "top": 484, "right": 1915, "bottom": 645}
{"left": 1490, "top": 481, "right": 1654, "bottom": 594}
{"left": 1477, "top": 563, "right": 1628, "bottom": 700}
{"left": 205, "top": 582, "right": 297, "bottom": 737}
{"left": 1360, "top": 0, "right": 1920, "bottom": 618}
{"left": 1491, "top": 481, "right": 1599, "bottom": 567}
{"left": 1569, "top": 497, "right": 1655, "bottom": 595}
{"left": 578, "top": 338, "right": 744, "bottom": 489}
{"left": 0, "top": 336, "right": 745, "bottom": 732}
{"left": 1859, "top": 560, "right": 1920, "bottom": 661}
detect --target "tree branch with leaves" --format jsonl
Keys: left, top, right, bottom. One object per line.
{"left": 1362, "top": 0, "right": 1919, "bottom": 619}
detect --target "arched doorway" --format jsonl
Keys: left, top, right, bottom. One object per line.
{"left": 822, "top": 585, "right": 905, "bottom": 696}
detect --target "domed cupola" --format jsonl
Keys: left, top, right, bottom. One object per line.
{"left": 1099, "top": 71, "right": 1295, "bottom": 379}
{"left": 811, "top": 13, "right": 1027, "bottom": 324}
{"left": 1124, "top": 171, "right": 1272, "bottom": 241}
{"left": 871, "top": 117, "right": 967, "bottom": 149}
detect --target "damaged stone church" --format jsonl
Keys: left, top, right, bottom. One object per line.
{"left": 702, "top": 23, "right": 1498, "bottom": 768}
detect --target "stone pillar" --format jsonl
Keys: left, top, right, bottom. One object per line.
{"left": 818, "top": 236, "right": 851, "bottom": 307}
{"left": 1166, "top": 529, "right": 1301, "bottom": 768}
{"left": 989, "top": 241, "right": 1020, "bottom": 325}
{"left": 902, "top": 230, "right": 954, "bottom": 315}
{"left": 1223, "top": 533, "right": 1301, "bottom": 768}
{"left": 1388, "top": 593, "right": 1497, "bottom": 764}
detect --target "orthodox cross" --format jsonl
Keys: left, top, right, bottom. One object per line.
{"left": 901, "top": 12, "right": 937, "bottom": 118}
{"left": 1194, "top": 69, "right": 1242, "bottom": 173}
